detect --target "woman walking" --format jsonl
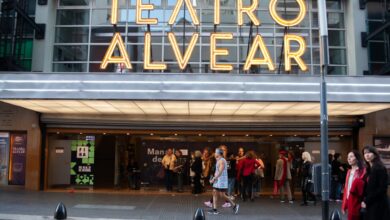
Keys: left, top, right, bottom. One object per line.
{"left": 341, "top": 150, "right": 366, "bottom": 220}
{"left": 361, "top": 146, "right": 390, "bottom": 220}
{"left": 300, "top": 151, "right": 316, "bottom": 206}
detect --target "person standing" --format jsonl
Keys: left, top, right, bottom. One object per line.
{"left": 361, "top": 146, "right": 390, "bottom": 220}
{"left": 191, "top": 150, "right": 203, "bottom": 195}
{"left": 161, "top": 148, "right": 176, "bottom": 192}
{"left": 330, "top": 153, "right": 345, "bottom": 202}
{"left": 300, "top": 151, "right": 316, "bottom": 206}
{"left": 174, "top": 150, "right": 186, "bottom": 192}
{"left": 275, "top": 150, "right": 293, "bottom": 204}
{"left": 239, "top": 151, "right": 261, "bottom": 202}
{"left": 341, "top": 150, "right": 366, "bottom": 220}
{"left": 227, "top": 152, "right": 236, "bottom": 200}
{"left": 207, "top": 148, "right": 239, "bottom": 215}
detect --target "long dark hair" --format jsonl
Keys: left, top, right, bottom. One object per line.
{"left": 350, "top": 150, "right": 364, "bottom": 171}
{"left": 362, "top": 146, "right": 384, "bottom": 172}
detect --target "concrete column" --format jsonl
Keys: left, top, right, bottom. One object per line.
{"left": 344, "top": 0, "right": 369, "bottom": 75}
{"left": 31, "top": 0, "right": 57, "bottom": 72}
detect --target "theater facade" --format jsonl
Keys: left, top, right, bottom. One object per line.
{"left": 1, "top": 0, "right": 390, "bottom": 190}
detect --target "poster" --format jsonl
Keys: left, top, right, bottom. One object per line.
{"left": 373, "top": 137, "right": 390, "bottom": 184}
{"left": 9, "top": 133, "right": 27, "bottom": 185}
{"left": 0, "top": 132, "right": 9, "bottom": 186}
{"left": 70, "top": 136, "right": 95, "bottom": 186}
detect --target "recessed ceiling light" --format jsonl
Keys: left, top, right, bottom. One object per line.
{"left": 269, "top": 134, "right": 273, "bottom": 137}
{"left": 103, "top": 133, "right": 106, "bottom": 135}
{"left": 174, "top": 133, "right": 178, "bottom": 136}
{"left": 340, "top": 135, "right": 344, "bottom": 137}
{"left": 80, "top": 132, "right": 83, "bottom": 135}
{"left": 317, "top": 134, "right": 320, "bottom": 137}
{"left": 150, "top": 133, "right": 154, "bottom": 136}
{"left": 198, "top": 133, "right": 202, "bottom": 136}
{"left": 126, "top": 133, "right": 130, "bottom": 135}
{"left": 245, "top": 134, "right": 249, "bottom": 137}
{"left": 222, "top": 134, "right": 225, "bottom": 136}
{"left": 294, "top": 134, "right": 297, "bottom": 137}
{"left": 56, "top": 132, "right": 60, "bottom": 134}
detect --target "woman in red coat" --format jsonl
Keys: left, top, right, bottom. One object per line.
{"left": 341, "top": 150, "right": 366, "bottom": 220}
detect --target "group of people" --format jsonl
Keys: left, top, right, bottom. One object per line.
{"left": 160, "top": 145, "right": 390, "bottom": 219}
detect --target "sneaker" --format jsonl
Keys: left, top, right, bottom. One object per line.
{"left": 280, "top": 200, "right": 286, "bottom": 203}
{"left": 204, "top": 201, "right": 213, "bottom": 208}
{"left": 233, "top": 204, "right": 240, "bottom": 214}
{"left": 289, "top": 200, "right": 294, "bottom": 204}
{"left": 207, "top": 209, "right": 220, "bottom": 215}
{"left": 222, "top": 202, "right": 232, "bottom": 208}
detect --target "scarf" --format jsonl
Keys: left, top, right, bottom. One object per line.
{"left": 279, "top": 157, "right": 287, "bottom": 187}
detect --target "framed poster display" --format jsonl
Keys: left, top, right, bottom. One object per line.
{"left": 373, "top": 136, "right": 390, "bottom": 184}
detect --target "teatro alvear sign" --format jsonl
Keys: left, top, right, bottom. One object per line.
{"left": 101, "top": 0, "right": 308, "bottom": 72}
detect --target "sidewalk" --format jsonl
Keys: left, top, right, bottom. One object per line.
{"left": 0, "top": 188, "right": 343, "bottom": 220}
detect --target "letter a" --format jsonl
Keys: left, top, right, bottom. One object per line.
{"left": 244, "top": 35, "right": 275, "bottom": 71}
{"left": 100, "top": 33, "right": 132, "bottom": 69}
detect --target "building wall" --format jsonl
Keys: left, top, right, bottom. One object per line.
{"left": 359, "top": 108, "right": 390, "bottom": 149}
{"left": 0, "top": 102, "right": 41, "bottom": 190}
{"left": 345, "top": 0, "right": 369, "bottom": 75}
{"left": 32, "top": 0, "right": 57, "bottom": 72}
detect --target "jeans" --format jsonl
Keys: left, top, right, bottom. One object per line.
{"left": 177, "top": 172, "right": 183, "bottom": 192}
{"left": 252, "top": 177, "right": 261, "bottom": 194}
{"left": 165, "top": 169, "right": 173, "bottom": 191}
{"left": 330, "top": 176, "right": 342, "bottom": 200}
{"left": 228, "top": 178, "right": 235, "bottom": 196}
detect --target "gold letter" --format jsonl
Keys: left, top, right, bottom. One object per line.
{"left": 237, "top": 0, "right": 260, "bottom": 26}
{"left": 269, "top": 0, "right": 306, "bottom": 27}
{"left": 214, "top": 0, "right": 220, "bottom": 25}
{"left": 136, "top": 0, "right": 158, "bottom": 24}
{"left": 284, "top": 34, "right": 307, "bottom": 71}
{"left": 168, "top": 0, "right": 199, "bottom": 25}
{"left": 244, "top": 35, "right": 275, "bottom": 71}
{"left": 144, "top": 32, "right": 167, "bottom": 70}
{"left": 210, "top": 33, "right": 233, "bottom": 71}
{"left": 111, "top": 0, "right": 118, "bottom": 24}
{"left": 101, "top": 33, "right": 132, "bottom": 69}
{"left": 168, "top": 32, "right": 199, "bottom": 70}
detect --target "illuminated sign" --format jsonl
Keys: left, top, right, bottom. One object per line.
{"left": 102, "top": 0, "right": 308, "bottom": 72}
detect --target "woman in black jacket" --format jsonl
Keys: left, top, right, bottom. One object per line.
{"left": 191, "top": 150, "right": 203, "bottom": 195}
{"left": 300, "top": 151, "right": 316, "bottom": 206}
{"left": 361, "top": 146, "right": 390, "bottom": 220}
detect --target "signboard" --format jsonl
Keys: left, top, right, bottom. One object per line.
{"left": 101, "top": 0, "right": 308, "bottom": 72}
{"left": 8, "top": 133, "right": 27, "bottom": 185}
{"left": 70, "top": 136, "right": 95, "bottom": 186}
{"left": 373, "top": 137, "right": 390, "bottom": 184}
{"left": 0, "top": 132, "right": 9, "bottom": 186}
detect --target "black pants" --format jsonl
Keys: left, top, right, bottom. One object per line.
{"left": 193, "top": 174, "right": 202, "bottom": 194}
{"left": 302, "top": 181, "right": 316, "bottom": 204}
{"left": 165, "top": 169, "right": 173, "bottom": 191}
{"left": 242, "top": 175, "right": 254, "bottom": 201}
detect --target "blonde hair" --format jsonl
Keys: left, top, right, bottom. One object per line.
{"left": 302, "top": 151, "right": 312, "bottom": 162}
{"left": 194, "top": 150, "right": 202, "bottom": 158}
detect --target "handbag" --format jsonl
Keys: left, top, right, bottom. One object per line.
{"left": 156, "top": 167, "right": 165, "bottom": 179}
